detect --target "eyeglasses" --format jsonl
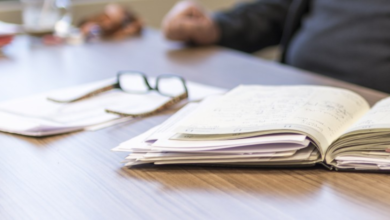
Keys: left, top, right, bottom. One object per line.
{"left": 115, "top": 71, "right": 188, "bottom": 97}
{"left": 47, "top": 71, "right": 189, "bottom": 116}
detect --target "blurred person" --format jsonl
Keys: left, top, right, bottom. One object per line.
{"left": 163, "top": 0, "right": 390, "bottom": 93}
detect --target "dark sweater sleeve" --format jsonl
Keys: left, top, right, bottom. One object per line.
{"left": 213, "top": 0, "right": 293, "bottom": 53}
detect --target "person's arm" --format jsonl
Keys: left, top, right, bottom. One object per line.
{"left": 162, "top": 1, "right": 220, "bottom": 45}
{"left": 214, "top": 0, "right": 293, "bottom": 53}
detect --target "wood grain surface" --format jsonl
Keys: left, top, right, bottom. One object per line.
{"left": 0, "top": 29, "right": 389, "bottom": 220}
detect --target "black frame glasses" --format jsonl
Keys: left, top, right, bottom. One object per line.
{"left": 47, "top": 71, "right": 189, "bottom": 117}
{"left": 114, "top": 71, "right": 188, "bottom": 97}
{"left": 48, "top": 71, "right": 188, "bottom": 103}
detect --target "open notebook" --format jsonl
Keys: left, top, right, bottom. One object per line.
{"left": 0, "top": 78, "right": 225, "bottom": 136}
{"left": 113, "top": 85, "right": 390, "bottom": 172}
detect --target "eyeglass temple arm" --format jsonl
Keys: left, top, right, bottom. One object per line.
{"left": 106, "top": 91, "right": 188, "bottom": 117}
{"left": 47, "top": 82, "right": 120, "bottom": 103}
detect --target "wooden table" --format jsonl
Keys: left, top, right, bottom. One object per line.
{"left": 1, "top": 29, "right": 389, "bottom": 219}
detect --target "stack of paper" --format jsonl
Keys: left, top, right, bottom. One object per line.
{"left": 114, "top": 84, "right": 390, "bottom": 171}
{"left": 113, "top": 97, "right": 321, "bottom": 167}
{"left": 0, "top": 78, "right": 225, "bottom": 136}
{"left": 329, "top": 132, "right": 390, "bottom": 170}
{"left": 334, "top": 153, "right": 390, "bottom": 170}
{"left": 323, "top": 97, "right": 390, "bottom": 171}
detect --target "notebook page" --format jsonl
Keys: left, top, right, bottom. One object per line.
{"left": 343, "top": 97, "right": 390, "bottom": 133}
{"left": 175, "top": 85, "right": 369, "bottom": 154}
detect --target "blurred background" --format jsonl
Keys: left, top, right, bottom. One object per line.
{"left": 0, "top": 0, "right": 247, "bottom": 28}
{"left": 0, "top": 0, "right": 278, "bottom": 59}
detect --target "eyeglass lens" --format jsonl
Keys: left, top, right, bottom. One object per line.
{"left": 118, "top": 72, "right": 150, "bottom": 93}
{"left": 157, "top": 76, "right": 187, "bottom": 97}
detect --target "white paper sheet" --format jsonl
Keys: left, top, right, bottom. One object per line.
{"left": 152, "top": 134, "right": 308, "bottom": 149}
{"left": 336, "top": 155, "right": 390, "bottom": 164}
{"left": 153, "top": 146, "right": 316, "bottom": 165}
{"left": 135, "top": 150, "right": 296, "bottom": 161}
{"left": 0, "top": 79, "right": 225, "bottom": 136}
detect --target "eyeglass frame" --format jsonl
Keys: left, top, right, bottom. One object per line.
{"left": 48, "top": 71, "right": 189, "bottom": 103}
{"left": 47, "top": 71, "right": 189, "bottom": 117}
{"left": 105, "top": 71, "right": 189, "bottom": 117}
{"left": 114, "top": 71, "right": 189, "bottom": 97}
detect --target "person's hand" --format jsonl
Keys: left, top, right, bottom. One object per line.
{"left": 162, "top": 1, "right": 220, "bottom": 45}
{"left": 79, "top": 4, "right": 142, "bottom": 40}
